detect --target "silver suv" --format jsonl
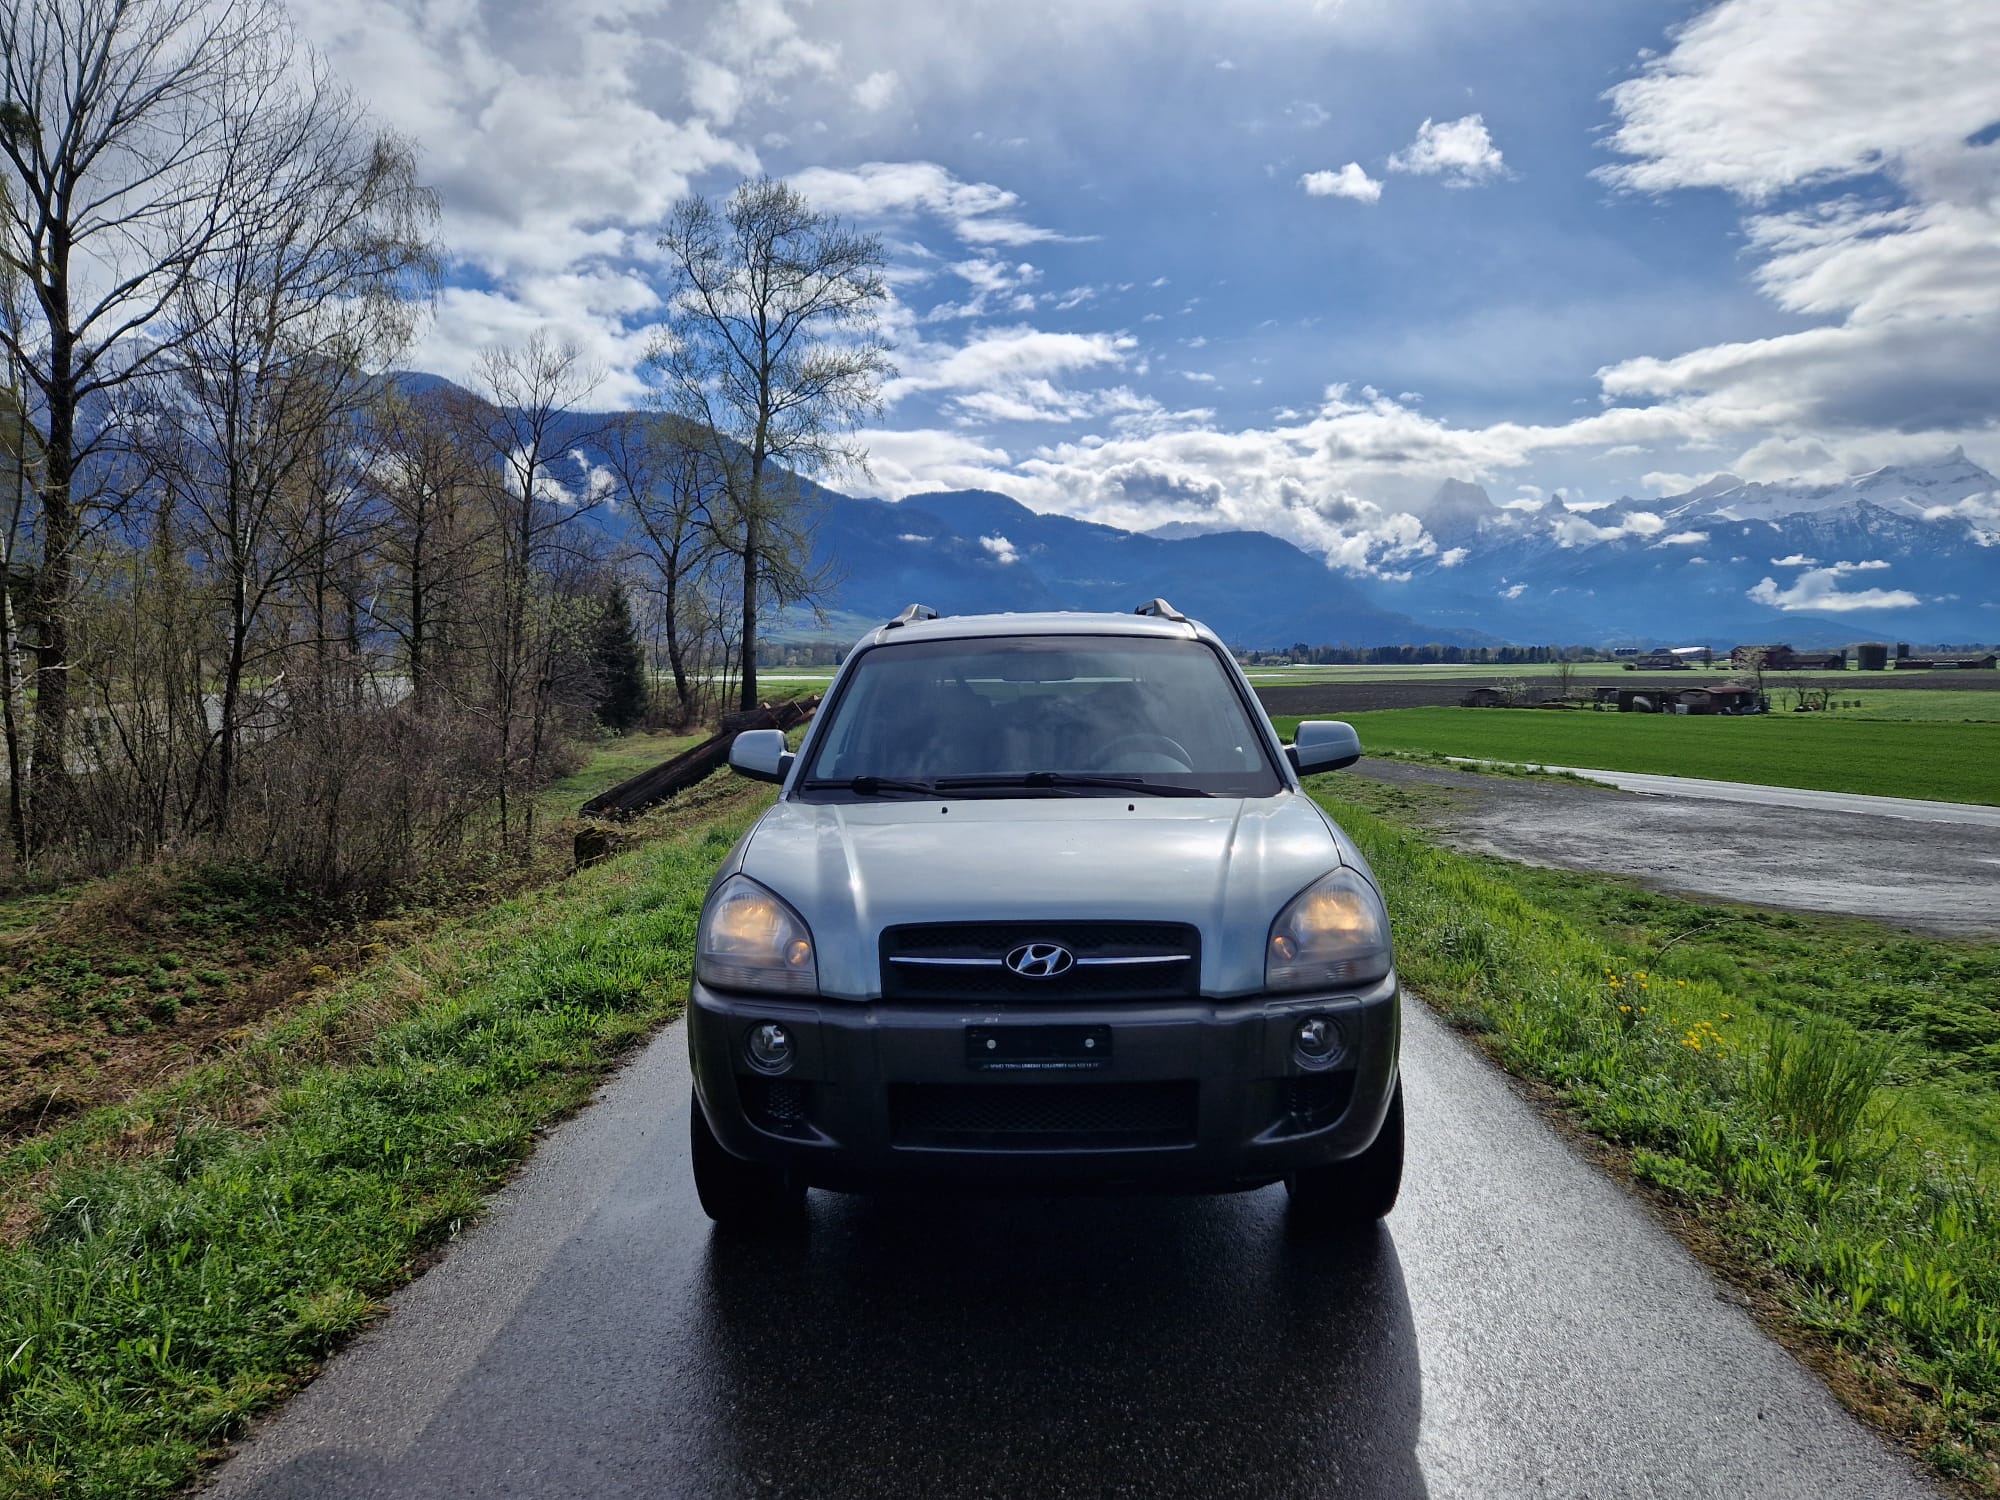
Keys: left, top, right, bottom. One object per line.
{"left": 687, "top": 601, "right": 1403, "bottom": 1231}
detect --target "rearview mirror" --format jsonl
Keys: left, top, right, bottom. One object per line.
{"left": 728, "top": 729, "right": 793, "bottom": 785}
{"left": 1286, "top": 720, "right": 1362, "bottom": 775}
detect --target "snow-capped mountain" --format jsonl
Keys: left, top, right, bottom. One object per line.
{"left": 1372, "top": 452, "right": 1999, "bottom": 646}
{"left": 1648, "top": 449, "right": 1996, "bottom": 526}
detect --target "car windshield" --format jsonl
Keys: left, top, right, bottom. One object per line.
{"left": 798, "top": 635, "right": 1283, "bottom": 798}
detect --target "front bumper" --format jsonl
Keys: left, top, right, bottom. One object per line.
{"left": 687, "top": 974, "right": 1400, "bottom": 1192}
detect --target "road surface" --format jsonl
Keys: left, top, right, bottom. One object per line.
{"left": 203, "top": 1004, "right": 1938, "bottom": 1500}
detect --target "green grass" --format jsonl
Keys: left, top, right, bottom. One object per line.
{"left": 542, "top": 729, "right": 702, "bottom": 805}
{"left": 1273, "top": 706, "right": 2000, "bottom": 805}
{"left": 1310, "top": 779, "right": 2000, "bottom": 1490}
{"left": 0, "top": 788, "right": 770, "bottom": 1499}
{"left": 1833, "top": 690, "right": 2000, "bottom": 723}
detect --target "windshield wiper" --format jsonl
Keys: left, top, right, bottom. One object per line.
{"left": 801, "top": 775, "right": 945, "bottom": 797}
{"left": 934, "top": 771, "right": 1212, "bottom": 798}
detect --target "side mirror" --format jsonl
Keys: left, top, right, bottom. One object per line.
{"left": 728, "top": 729, "right": 793, "bottom": 785}
{"left": 1286, "top": 720, "right": 1362, "bottom": 775}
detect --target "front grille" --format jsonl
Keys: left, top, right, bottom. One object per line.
{"left": 889, "top": 1080, "right": 1198, "bottom": 1150}
{"left": 881, "top": 922, "right": 1199, "bottom": 1002}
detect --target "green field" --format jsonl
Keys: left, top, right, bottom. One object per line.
{"left": 1273, "top": 706, "right": 2000, "bottom": 806}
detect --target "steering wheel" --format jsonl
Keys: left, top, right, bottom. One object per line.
{"left": 1091, "top": 733, "right": 1194, "bottom": 771}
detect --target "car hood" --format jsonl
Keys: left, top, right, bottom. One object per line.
{"left": 733, "top": 792, "right": 1362, "bottom": 999}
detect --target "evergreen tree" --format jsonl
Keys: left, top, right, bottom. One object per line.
{"left": 593, "top": 585, "right": 649, "bottom": 732}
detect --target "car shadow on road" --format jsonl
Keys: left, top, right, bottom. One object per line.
{"left": 209, "top": 1183, "right": 1424, "bottom": 1499}
{"left": 693, "top": 1188, "right": 1428, "bottom": 1499}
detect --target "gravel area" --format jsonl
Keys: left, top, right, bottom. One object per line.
{"left": 1347, "top": 761, "right": 2000, "bottom": 937}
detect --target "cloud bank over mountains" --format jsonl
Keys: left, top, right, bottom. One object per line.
{"left": 290, "top": 0, "right": 1998, "bottom": 595}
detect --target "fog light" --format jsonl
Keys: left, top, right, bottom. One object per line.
{"left": 1293, "top": 1015, "right": 1344, "bottom": 1069}
{"left": 746, "top": 1021, "right": 795, "bottom": 1074}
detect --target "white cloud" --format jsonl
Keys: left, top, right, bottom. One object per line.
{"left": 980, "top": 534, "right": 1020, "bottom": 564}
{"left": 1499, "top": 583, "right": 1528, "bottom": 599}
{"left": 1592, "top": 0, "right": 2000, "bottom": 446}
{"left": 897, "top": 532, "right": 931, "bottom": 542}
{"left": 885, "top": 325, "right": 1136, "bottom": 424}
{"left": 1300, "top": 164, "right": 1384, "bottom": 203}
{"left": 1438, "top": 546, "right": 1469, "bottom": 567}
{"left": 790, "top": 161, "right": 1081, "bottom": 245}
{"left": 1659, "top": 530, "right": 1709, "bottom": 545}
{"left": 1771, "top": 553, "right": 1818, "bottom": 567}
{"left": 1919, "top": 490, "right": 2000, "bottom": 545}
{"left": 1599, "top": 0, "right": 1997, "bottom": 202}
{"left": 1748, "top": 566, "right": 1920, "bottom": 612}
{"left": 858, "top": 428, "right": 1014, "bottom": 497}
{"left": 854, "top": 70, "right": 899, "bottom": 111}
{"left": 1387, "top": 114, "right": 1507, "bottom": 186}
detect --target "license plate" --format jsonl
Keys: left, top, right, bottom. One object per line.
{"left": 966, "top": 1025, "right": 1111, "bottom": 1071}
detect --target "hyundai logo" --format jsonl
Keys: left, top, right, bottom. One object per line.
{"left": 1004, "top": 942, "right": 1075, "bottom": 978}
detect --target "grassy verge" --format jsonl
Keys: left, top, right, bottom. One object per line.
{"left": 0, "top": 778, "right": 769, "bottom": 1499}
{"left": 1285, "top": 706, "right": 2000, "bottom": 805}
{"left": 1310, "top": 778, "right": 2000, "bottom": 1492}
{"left": 0, "top": 730, "right": 701, "bottom": 1159}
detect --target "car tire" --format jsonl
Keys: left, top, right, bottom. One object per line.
{"left": 1285, "top": 1078, "right": 1404, "bottom": 1229}
{"left": 690, "top": 1092, "right": 806, "bottom": 1229}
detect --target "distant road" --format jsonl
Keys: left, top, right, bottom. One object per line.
{"left": 1458, "top": 761, "right": 2000, "bottom": 828}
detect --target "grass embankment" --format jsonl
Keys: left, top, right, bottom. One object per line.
{"left": 0, "top": 732, "right": 700, "bottom": 1152}
{"left": 1314, "top": 777, "right": 2000, "bottom": 1491}
{"left": 0, "top": 771, "right": 764, "bottom": 1499}
{"left": 1276, "top": 706, "right": 2000, "bottom": 805}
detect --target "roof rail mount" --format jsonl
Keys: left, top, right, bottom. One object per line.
{"left": 885, "top": 603, "right": 940, "bottom": 629}
{"left": 1134, "top": 597, "right": 1188, "bottom": 622}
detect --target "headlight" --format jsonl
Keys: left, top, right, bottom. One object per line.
{"left": 1266, "top": 869, "right": 1391, "bottom": 992}
{"left": 697, "top": 875, "right": 818, "bottom": 994}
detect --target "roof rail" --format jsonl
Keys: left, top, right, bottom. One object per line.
{"left": 1133, "top": 597, "right": 1188, "bottom": 622}
{"left": 883, "top": 603, "right": 940, "bottom": 629}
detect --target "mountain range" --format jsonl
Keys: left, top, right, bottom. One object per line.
{"left": 387, "top": 374, "right": 1998, "bottom": 650}
{"left": 1371, "top": 451, "right": 1999, "bottom": 647}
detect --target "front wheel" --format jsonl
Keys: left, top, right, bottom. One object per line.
{"left": 690, "top": 1092, "right": 805, "bottom": 1229}
{"left": 1285, "top": 1078, "right": 1404, "bottom": 1229}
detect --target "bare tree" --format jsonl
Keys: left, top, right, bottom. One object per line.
{"left": 465, "top": 334, "right": 602, "bottom": 848}
{"left": 653, "top": 178, "right": 891, "bottom": 709}
{"left": 0, "top": 0, "right": 303, "bottom": 841}
{"left": 368, "top": 386, "right": 487, "bottom": 716}
{"left": 603, "top": 412, "right": 725, "bottom": 726}
{"left": 148, "top": 63, "right": 435, "bottom": 832}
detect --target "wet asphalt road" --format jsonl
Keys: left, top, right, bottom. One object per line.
{"left": 201, "top": 998, "right": 1941, "bottom": 1500}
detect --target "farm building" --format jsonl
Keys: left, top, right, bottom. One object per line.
{"left": 1732, "top": 644, "right": 1847, "bottom": 670}
{"left": 1675, "top": 686, "right": 1767, "bottom": 715}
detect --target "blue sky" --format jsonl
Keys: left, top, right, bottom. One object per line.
{"left": 292, "top": 0, "right": 2000, "bottom": 575}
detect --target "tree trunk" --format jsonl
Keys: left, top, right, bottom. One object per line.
{"left": 28, "top": 345, "right": 77, "bottom": 849}
{"left": 738, "top": 529, "right": 759, "bottom": 712}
